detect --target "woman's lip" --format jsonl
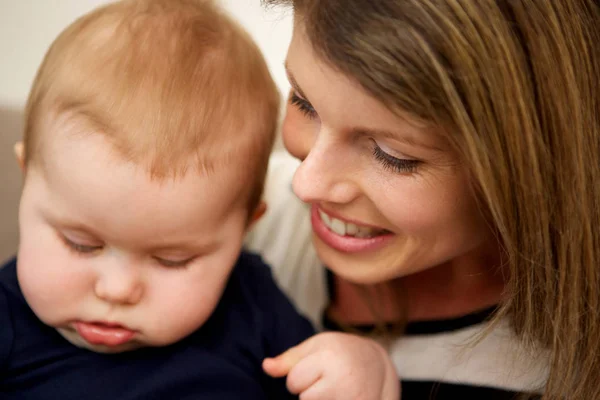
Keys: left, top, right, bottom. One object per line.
{"left": 75, "top": 321, "right": 136, "bottom": 347}
{"left": 310, "top": 205, "right": 394, "bottom": 253}
{"left": 317, "top": 206, "right": 389, "bottom": 231}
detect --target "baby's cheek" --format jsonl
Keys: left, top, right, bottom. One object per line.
{"left": 147, "top": 274, "right": 226, "bottom": 345}
{"left": 17, "top": 242, "right": 89, "bottom": 326}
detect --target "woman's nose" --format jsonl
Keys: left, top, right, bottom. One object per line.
{"left": 291, "top": 132, "right": 360, "bottom": 205}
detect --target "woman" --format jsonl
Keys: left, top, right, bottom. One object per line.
{"left": 247, "top": 1, "right": 600, "bottom": 399}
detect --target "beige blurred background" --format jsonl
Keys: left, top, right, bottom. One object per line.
{"left": 0, "top": 0, "right": 292, "bottom": 262}
{"left": 0, "top": 107, "right": 22, "bottom": 263}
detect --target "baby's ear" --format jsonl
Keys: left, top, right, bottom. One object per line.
{"left": 249, "top": 201, "right": 267, "bottom": 227}
{"left": 14, "top": 142, "right": 25, "bottom": 171}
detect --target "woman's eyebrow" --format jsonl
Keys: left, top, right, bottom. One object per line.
{"left": 352, "top": 127, "right": 446, "bottom": 152}
{"left": 284, "top": 62, "right": 444, "bottom": 153}
{"left": 284, "top": 62, "right": 310, "bottom": 100}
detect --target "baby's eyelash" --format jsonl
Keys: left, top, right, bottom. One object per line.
{"left": 152, "top": 256, "right": 195, "bottom": 269}
{"left": 60, "top": 234, "right": 103, "bottom": 255}
{"left": 372, "top": 144, "right": 420, "bottom": 174}
{"left": 289, "top": 92, "right": 317, "bottom": 118}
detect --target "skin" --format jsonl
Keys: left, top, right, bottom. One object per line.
{"left": 282, "top": 22, "right": 505, "bottom": 323}
{"left": 16, "top": 112, "right": 398, "bottom": 399}
{"left": 15, "top": 112, "right": 259, "bottom": 353}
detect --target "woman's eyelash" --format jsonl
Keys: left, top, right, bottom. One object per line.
{"left": 289, "top": 92, "right": 317, "bottom": 118}
{"left": 372, "top": 144, "right": 420, "bottom": 173}
{"left": 288, "top": 90, "right": 418, "bottom": 173}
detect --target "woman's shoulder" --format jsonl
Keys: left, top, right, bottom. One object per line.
{"left": 391, "top": 316, "right": 548, "bottom": 396}
{"left": 246, "top": 151, "right": 310, "bottom": 272}
{"left": 245, "top": 151, "right": 328, "bottom": 329}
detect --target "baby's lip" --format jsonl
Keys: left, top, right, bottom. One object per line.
{"left": 75, "top": 321, "right": 136, "bottom": 347}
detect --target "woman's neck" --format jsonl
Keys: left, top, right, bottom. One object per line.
{"left": 327, "top": 247, "right": 506, "bottom": 324}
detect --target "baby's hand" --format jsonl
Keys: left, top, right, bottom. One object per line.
{"left": 263, "top": 332, "right": 399, "bottom": 400}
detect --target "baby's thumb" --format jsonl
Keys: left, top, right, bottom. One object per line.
{"left": 262, "top": 339, "right": 314, "bottom": 378}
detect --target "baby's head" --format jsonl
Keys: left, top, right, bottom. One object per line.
{"left": 15, "top": 0, "right": 279, "bottom": 353}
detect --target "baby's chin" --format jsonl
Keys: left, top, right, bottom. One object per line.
{"left": 56, "top": 327, "right": 145, "bottom": 354}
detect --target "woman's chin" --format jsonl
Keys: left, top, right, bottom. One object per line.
{"left": 313, "top": 235, "right": 438, "bottom": 285}
{"left": 313, "top": 237, "right": 412, "bottom": 285}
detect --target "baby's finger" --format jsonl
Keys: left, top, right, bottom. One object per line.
{"left": 286, "top": 352, "right": 324, "bottom": 395}
{"left": 297, "top": 377, "right": 330, "bottom": 400}
{"left": 262, "top": 357, "right": 290, "bottom": 378}
{"left": 263, "top": 336, "right": 318, "bottom": 378}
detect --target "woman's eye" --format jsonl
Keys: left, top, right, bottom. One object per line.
{"left": 61, "top": 236, "right": 103, "bottom": 254}
{"left": 289, "top": 91, "right": 317, "bottom": 119}
{"left": 153, "top": 256, "right": 195, "bottom": 268}
{"left": 372, "top": 142, "right": 420, "bottom": 173}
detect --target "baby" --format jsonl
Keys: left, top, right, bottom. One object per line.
{"left": 0, "top": 0, "right": 397, "bottom": 399}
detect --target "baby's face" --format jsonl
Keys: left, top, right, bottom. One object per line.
{"left": 17, "top": 121, "right": 250, "bottom": 353}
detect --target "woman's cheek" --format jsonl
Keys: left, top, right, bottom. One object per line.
{"left": 282, "top": 105, "right": 316, "bottom": 161}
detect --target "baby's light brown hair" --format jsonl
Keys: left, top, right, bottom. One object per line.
{"left": 23, "top": 0, "right": 280, "bottom": 213}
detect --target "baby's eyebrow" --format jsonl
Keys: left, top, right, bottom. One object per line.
{"left": 145, "top": 240, "right": 220, "bottom": 255}
{"left": 52, "top": 219, "right": 102, "bottom": 238}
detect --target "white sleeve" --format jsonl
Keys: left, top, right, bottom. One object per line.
{"left": 245, "top": 151, "right": 327, "bottom": 329}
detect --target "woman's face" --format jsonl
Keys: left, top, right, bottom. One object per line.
{"left": 282, "top": 24, "right": 493, "bottom": 284}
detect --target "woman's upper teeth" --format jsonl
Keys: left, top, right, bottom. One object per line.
{"left": 318, "top": 209, "right": 383, "bottom": 238}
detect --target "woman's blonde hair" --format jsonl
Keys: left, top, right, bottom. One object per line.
{"left": 266, "top": 0, "right": 600, "bottom": 398}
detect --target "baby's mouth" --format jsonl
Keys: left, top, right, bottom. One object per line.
{"left": 75, "top": 321, "right": 135, "bottom": 347}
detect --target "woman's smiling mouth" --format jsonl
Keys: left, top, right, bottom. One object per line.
{"left": 311, "top": 205, "right": 394, "bottom": 253}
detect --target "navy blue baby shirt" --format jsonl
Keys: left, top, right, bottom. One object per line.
{"left": 0, "top": 251, "right": 315, "bottom": 399}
